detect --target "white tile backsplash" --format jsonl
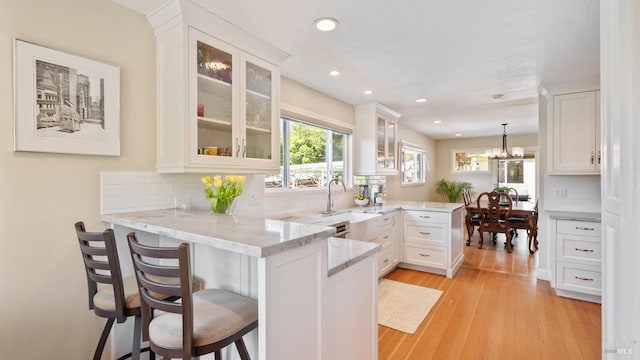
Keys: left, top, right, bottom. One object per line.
{"left": 101, "top": 171, "right": 354, "bottom": 218}
{"left": 544, "top": 174, "right": 601, "bottom": 212}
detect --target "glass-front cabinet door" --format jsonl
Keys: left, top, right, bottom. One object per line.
{"left": 376, "top": 115, "right": 397, "bottom": 170}
{"left": 377, "top": 116, "right": 386, "bottom": 168}
{"left": 188, "top": 28, "right": 279, "bottom": 171}
{"left": 242, "top": 53, "right": 278, "bottom": 167}
{"left": 386, "top": 120, "right": 396, "bottom": 170}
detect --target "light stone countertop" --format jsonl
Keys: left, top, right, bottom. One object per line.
{"left": 547, "top": 210, "right": 601, "bottom": 222}
{"left": 327, "top": 237, "right": 380, "bottom": 277}
{"left": 102, "top": 209, "right": 335, "bottom": 258}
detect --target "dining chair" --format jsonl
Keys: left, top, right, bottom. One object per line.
{"left": 477, "top": 191, "right": 513, "bottom": 251}
{"left": 75, "top": 222, "right": 148, "bottom": 360}
{"left": 127, "top": 232, "right": 258, "bottom": 360}
{"left": 462, "top": 188, "right": 482, "bottom": 246}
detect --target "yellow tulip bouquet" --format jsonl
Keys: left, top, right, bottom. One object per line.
{"left": 201, "top": 175, "right": 245, "bottom": 214}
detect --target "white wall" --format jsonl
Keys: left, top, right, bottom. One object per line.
{"left": 0, "top": 0, "right": 156, "bottom": 358}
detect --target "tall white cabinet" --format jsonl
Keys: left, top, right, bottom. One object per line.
{"left": 600, "top": 0, "right": 639, "bottom": 357}
{"left": 148, "top": 0, "right": 288, "bottom": 173}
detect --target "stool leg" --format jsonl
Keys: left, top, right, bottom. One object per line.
{"left": 132, "top": 315, "right": 142, "bottom": 360}
{"left": 94, "top": 318, "right": 115, "bottom": 360}
{"left": 235, "top": 338, "right": 251, "bottom": 360}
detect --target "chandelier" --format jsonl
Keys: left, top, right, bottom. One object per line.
{"left": 487, "top": 123, "right": 523, "bottom": 159}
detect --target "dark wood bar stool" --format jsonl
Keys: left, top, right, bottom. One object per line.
{"left": 127, "top": 232, "right": 258, "bottom": 360}
{"left": 75, "top": 222, "right": 149, "bottom": 360}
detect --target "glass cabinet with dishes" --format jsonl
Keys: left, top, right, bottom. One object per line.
{"left": 152, "top": 9, "right": 287, "bottom": 173}
{"left": 355, "top": 103, "right": 400, "bottom": 175}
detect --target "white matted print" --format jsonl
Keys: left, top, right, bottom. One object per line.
{"left": 13, "top": 39, "right": 120, "bottom": 156}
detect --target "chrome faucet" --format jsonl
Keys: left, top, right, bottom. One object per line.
{"left": 323, "top": 177, "right": 346, "bottom": 215}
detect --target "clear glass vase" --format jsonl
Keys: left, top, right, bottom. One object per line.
{"left": 209, "top": 197, "right": 237, "bottom": 215}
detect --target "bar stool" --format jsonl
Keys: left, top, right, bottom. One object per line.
{"left": 127, "top": 232, "right": 258, "bottom": 360}
{"left": 75, "top": 222, "right": 150, "bottom": 360}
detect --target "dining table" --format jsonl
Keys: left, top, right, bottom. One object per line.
{"left": 465, "top": 199, "right": 537, "bottom": 253}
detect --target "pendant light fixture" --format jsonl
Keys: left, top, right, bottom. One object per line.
{"left": 487, "top": 123, "right": 524, "bottom": 159}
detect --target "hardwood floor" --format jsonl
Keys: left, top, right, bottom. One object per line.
{"left": 378, "top": 232, "right": 601, "bottom": 359}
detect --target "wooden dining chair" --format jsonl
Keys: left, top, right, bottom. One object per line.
{"left": 477, "top": 191, "right": 513, "bottom": 251}
{"left": 127, "top": 233, "right": 258, "bottom": 360}
{"left": 462, "top": 188, "right": 482, "bottom": 246}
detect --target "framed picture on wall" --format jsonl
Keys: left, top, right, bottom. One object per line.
{"left": 451, "top": 149, "right": 490, "bottom": 173}
{"left": 13, "top": 39, "right": 120, "bottom": 156}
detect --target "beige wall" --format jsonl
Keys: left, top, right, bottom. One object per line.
{"left": 0, "top": 0, "right": 156, "bottom": 358}
{"left": 434, "top": 133, "right": 538, "bottom": 201}
{"left": 385, "top": 124, "right": 437, "bottom": 201}
{"left": 281, "top": 77, "right": 355, "bottom": 124}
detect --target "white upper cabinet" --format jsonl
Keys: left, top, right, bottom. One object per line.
{"left": 149, "top": 0, "right": 288, "bottom": 173}
{"left": 355, "top": 103, "right": 400, "bottom": 175}
{"left": 550, "top": 90, "right": 601, "bottom": 174}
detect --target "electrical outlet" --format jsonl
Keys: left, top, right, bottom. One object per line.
{"left": 248, "top": 193, "right": 258, "bottom": 206}
{"left": 554, "top": 188, "right": 567, "bottom": 199}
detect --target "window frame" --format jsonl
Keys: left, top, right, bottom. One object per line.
{"left": 400, "top": 141, "right": 427, "bottom": 186}
{"left": 265, "top": 104, "right": 353, "bottom": 193}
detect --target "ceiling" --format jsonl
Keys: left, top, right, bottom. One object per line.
{"left": 113, "top": 0, "right": 600, "bottom": 139}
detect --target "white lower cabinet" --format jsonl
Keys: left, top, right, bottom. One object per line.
{"left": 399, "top": 207, "right": 464, "bottom": 279}
{"left": 553, "top": 219, "right": 602, "bottom": 302}
{"left": 348, "top": 210, "right": 401, "bottom": 278}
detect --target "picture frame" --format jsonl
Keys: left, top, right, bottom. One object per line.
{"left": 451, "top": 149, "right": 490, "bottom": 173}
{"left": 13, "top": 39, "right": 120, "bottom": 156}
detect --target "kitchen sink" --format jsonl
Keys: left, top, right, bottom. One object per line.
{"left": 293, "top": 211, "right": 381, "bottom": 227}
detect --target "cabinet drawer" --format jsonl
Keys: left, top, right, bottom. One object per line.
{"left": 556, "top": 262, "right": 601, "bottom": 296}
{"left": 377, "top": 214, "right": 396, "bottom": 229}
{"left": 378, "top": 247, "right": 395, "bottom": 276}
{"left": 404, "top": 210, "right": 449, "bottom": 224}
{"left": 405, "top": 224, "right": 445, "bottom": 245}
{"left": 378, "top": 231, "right": 393, "bottom": 248}
{"left": 557, "top": 235, "right": 601, "bottom": 264}
{"left": 557, "top": 220, "right": 601, "bottom": 237}
{"left": 404, "top": 244, "right": 446, "bottom": 269}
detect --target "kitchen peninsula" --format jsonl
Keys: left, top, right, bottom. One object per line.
{"left": 102, "top": 209, "right": 380, "bottom": 360}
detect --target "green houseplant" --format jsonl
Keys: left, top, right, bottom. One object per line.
{"left": 435, "top": 179, "right": 473, "bottom": 203}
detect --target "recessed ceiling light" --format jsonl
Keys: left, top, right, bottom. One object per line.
{"left": 455, "top": 133, "right": 462, "bottom": 137}
{"left": 364, "top": 90, "right": 373, "bottom": 95}
{"left": 492, "top": 94, "right": 504, "bottom": 99}
{"left": 415, "top": 98, "right": 428, "bottom": 103}
{"left": 329, "top": 70, "right": 340, "bottom": 76}
{"left": 313, "top": 17, "right": 339, "bottom": 32}
{"left": 433, "top": 120, "right": 442, "bottom": 124}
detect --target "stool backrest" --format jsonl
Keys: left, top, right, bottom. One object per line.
{"left": 75, "top": 222, "right": 127, "bottom": 322}
{"left": 127, "top": 233, "right": 194, "bottom": 358}
{"left": 477, "top": 191, "right": 512, "bottom": 232}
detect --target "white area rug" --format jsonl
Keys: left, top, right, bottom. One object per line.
{"left": 378, "top": 279, "right": 443, "bottom": 334}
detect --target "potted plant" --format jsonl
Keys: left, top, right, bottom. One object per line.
{"left": 435, "top": 178, "right": 473, "bottom": 203}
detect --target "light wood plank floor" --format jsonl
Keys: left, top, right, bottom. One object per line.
{"left": 378, "top": 232, "right": 601, "bottom": 359}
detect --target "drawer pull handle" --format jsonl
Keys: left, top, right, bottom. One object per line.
{"left": 418, "top": 253, "right": 430, "bottom": 257}
{"left": 575, "top": 276, "right": 594, "bottom": 281}
{"left": 383, "top": 235, "right": 389, "bottom": 239}
{"left": 383, "top": 217, "right": 389, "bottom": 221}
{"left": 383, "top": 259, "right": 389, "bottom": 263}
{"left": 575, "top": 226, "right": 595, "bottom": 231}
{"left": 575, "top": 248, "right": 595, "bottom": 253}
{"left": 419, "top": 232, "right": 431, "bottom": 235}
{"left": 419, "top": 215, "right": 431, "bottom": 219}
